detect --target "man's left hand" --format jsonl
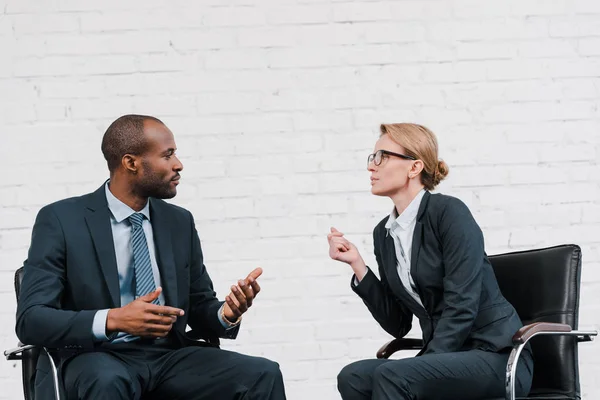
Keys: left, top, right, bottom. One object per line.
{"left": 223, "top": 267, "right": 263, "bottom": 323}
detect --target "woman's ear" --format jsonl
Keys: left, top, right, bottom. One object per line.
{"left": 409, "top": 160, "right": 424, "bottom": 178}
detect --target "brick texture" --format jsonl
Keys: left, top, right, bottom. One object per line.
{"left": 0, "top": 0, "right": 599, "bottom": 398}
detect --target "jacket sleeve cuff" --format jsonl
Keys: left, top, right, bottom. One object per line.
{"left": 351, "top": 267, "right": 378, "bottom": 296}
{"left": 217, "top": 304, "right": 241, "bottom": 330}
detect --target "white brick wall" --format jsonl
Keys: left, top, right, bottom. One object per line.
{"left": 1, "top": 0, "right": 599, "bottom": 398}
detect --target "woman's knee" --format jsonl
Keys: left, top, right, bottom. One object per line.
{"left": 372, "top": 362, "right": 410, "bottom": 390}
{"left": 337, "top": 360, "right": 376, "bottom": 398}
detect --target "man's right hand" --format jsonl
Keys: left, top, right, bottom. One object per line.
{"left": 106, "top": 287, "right": 184, "bottom": 338}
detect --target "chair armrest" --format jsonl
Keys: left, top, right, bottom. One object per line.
{"left": 4, "top": 343, "right": 37, "bottom": 360}
{"left": 506, "top": 324, "right": 598, "bottom": 400}
{"left": 184, "top": 330, "right": 220, "bottom": 348}
{"left": 512, "top": 322, "right": 571, "bottom": 344}
{"left": 513, "top": 322, "right": 597, "bottom": 345}
{"left": 376, "top": 338, "right": 424, "bottom": 359}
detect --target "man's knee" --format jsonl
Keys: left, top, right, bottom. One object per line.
{"left": 250, "top": 357, "right": 282, "bottom": 380}
{"left": 66, "top": 360, "right": 135, "bottom": 399}
{"left": 88, "top": 369, "right": 131, "bottom": 390}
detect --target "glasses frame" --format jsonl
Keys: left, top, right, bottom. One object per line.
{"left": 367, "top": 149, "right": 416, "bottom": 167}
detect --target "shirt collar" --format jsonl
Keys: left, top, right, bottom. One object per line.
{"left": 105, "top": 181, "right": 151, "bottom": 223}
{"left": 385, "top": 189, "right": 426, "bottom": 231}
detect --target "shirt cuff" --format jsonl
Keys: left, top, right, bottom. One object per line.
{"left": 217, "top": 304, "right": 241, "bottom": 330}
{"left": 92, "top": 309, "right": 110, "bottom": 341}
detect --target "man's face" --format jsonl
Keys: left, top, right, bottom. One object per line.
{"left": 133, "top": 120, "right": 183, "bottom": 199}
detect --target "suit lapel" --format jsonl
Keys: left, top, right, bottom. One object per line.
{"left": 410, "top": 221, "right": 423, "bottom": 289}
{"left": 84, "top": 185, "right": 120, "bottom": 307}
{"left": 380, "top": 228, "right": 426, "bottom": 317}
{"left": 150, "top": 199, "right": 178, "bottom": 308}
{"left": 410, "top": 191, "right": 431, "bottom": 280}
{"left": 380, "top": 191, "right": 433, "bottom": 319}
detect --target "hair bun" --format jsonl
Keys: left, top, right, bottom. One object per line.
{"left": 433, "top": 160, "right": 449, "bottom": 186}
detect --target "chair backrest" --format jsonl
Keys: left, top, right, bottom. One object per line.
{"left": 489, "top": 245, "right": 582, "bottom": 399}
{"left": 15, "top": 266, "right": 37, "bottom": 400}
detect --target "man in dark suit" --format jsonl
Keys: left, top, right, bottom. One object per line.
{"left": 16, "top": 114, "right": 286, "bottom": 400}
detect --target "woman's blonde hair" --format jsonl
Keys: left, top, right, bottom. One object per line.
{"left": 379, "top": 123, "right": 449, "bottom": 190}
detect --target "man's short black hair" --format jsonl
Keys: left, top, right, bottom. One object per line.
{"left": 101, "top": 114, "right": 164, "bottom": 172}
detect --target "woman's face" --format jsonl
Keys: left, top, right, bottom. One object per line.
{"left": 368, "top": 134, "right": 414, "bottom": 197}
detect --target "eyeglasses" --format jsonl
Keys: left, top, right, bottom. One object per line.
{"left": 367, "top": 149, "right": 416, "bottom": 167}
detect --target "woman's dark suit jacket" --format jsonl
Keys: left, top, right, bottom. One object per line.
{"left": 352, "top": 191, "right": 524, "bottom": 355}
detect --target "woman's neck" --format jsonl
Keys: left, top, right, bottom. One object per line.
{"left": 390, "top": 184, "right": 425, "bottom": 216}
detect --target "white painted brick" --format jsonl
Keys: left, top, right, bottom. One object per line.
{"left": 238, "top": 27, "right": 298, "bottom": 48}
{"left": 136, "top": 53, "right": 200, "bottom": 73}
{"left": 38, "top": 78, "right": 106, "bottom": 99}
{"left": 297, "top": 24, "right": 364, "bottom": 46}
{"left": 256, "top": 174, "right": 319, "bottom": 195}
{"left": 0, "top": 102, "right": 36, "bottom": 124}
{"left": 429, "top": 19, "right": 549, "bottom": 42}
{"left": 294, "top": 194, "right": 351, "bottom": 215}
{"left": 353, "top": 108, "right": 419, "bottom": 129}
{"left": 391, "top": 1, "right": 452, "bottom": 20}
{"left": 579, "top": 38, "right": 600, "bottom": 56}
{"left": 195, "top": 92, "right": 261, "bottom": 115}
{"left": 575, "top": 0, "right": 600, "bottom": 13}
{"left": 14, "top": 55, "right": 137, "bottom": 77}
{"left": 363, "top": 22, "right": 427, "bottom": 43}
{"left": 203, "top": 7, "right": 266, "bottom": 27}
{"left": 333, "top": 2, "right": 392, "bottom": 22}
{"left": 510, "top": 0, "right": 570, "bottom": 16}
{"left": 11, "top": 14, "right": 78, "bottom": 35}
{"left": 267, "top": 47, "right": 341, "bottom": 69}
{"left": 226, "top": 155, "right": 294, "bottom": 177}
{"left": 538, "top": 144, "right": 596, "bottom": 162}
{"left": 205, "top": 49, "right": 269, "bottom": 70}
{"left": 132, "top": 95, "right": 198, "bottom": 117}
{"left": 292, "top": 110, "right": 353, "bottom": 131}
{"left": 266, "top": 5, "right": 331, "bottom": 25}
{"left": 451, "top": 166, "right": 509, "bottom": 187}
{"left": 291, "top": 154, "right": 323, "bottom": 173}
{"left": 68, "top": 97, "right": 134, "bottom": 119}
{"left": 453, "top": 0, "right": 510, "bottom": 18}
{"left": 546, "top": 58, "right": 600, "bottom": 78}
{"left": 339, "top": 44, "right": 393, "bottom": 66}
{"left": 517, "top": 39, "right": 579, "bottom": 58}
{"left": 455, "top": 41, "right": 516, "bottom": 61}
{"left": 80, "top": 10, "right": 202, "bottom": 32}
{"left": 169, "top": 29, "right": 237, "bottom": 50}
{"left": 549, "top": 17, "right": 600, "bottom": 38}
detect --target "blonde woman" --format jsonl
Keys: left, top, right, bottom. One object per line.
{"left": 328, "top": 123, "right": 533, "bottom": 400}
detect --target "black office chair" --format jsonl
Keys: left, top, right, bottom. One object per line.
{"left": 5, "top": 267, "right": 220, "bottom": 400}
{"left": 376, "top": 244, "right": 598, "bottom": 400}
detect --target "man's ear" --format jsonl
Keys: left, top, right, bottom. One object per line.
{"left": 122, "top": 154, "right": 138, "bottom": 174}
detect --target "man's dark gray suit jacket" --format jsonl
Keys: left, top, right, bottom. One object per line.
{"left": 353, "top": 191, "right": 524, "bottom": 355}
{"left": 15, "top": 183, "right": 238, "bottom": 398}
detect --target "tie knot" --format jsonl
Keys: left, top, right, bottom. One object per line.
{"left": 129, "top": 213, "right": 145, "bottom": 228}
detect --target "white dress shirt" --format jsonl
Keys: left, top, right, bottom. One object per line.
{"left": 92, "top": 182, "right": 233, "bottom": 342}
{"left": 384, "top": 189, "right": 426, "bottom": 310}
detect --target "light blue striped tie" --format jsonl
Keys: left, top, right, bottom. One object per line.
{"left": 129, "top": 213, "right": 159, "bottom": 305}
